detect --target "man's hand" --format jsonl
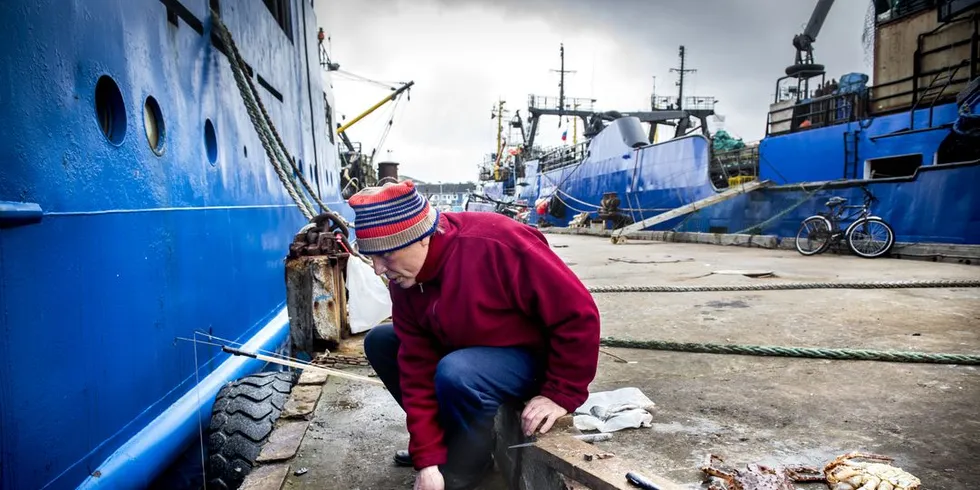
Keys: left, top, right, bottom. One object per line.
{"left": 414, "top": 466, "right": 444, "bottom": 490}
{"left": 521, "top": 395, "right": 568, "bottom": 436}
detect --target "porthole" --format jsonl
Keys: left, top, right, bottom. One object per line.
{"left": 244, "top": 145, "right": 248, "bottom": 158}
{"left": 204, "top": 119, "right": 217, "bottom": 165}
{"left": 95, "top": 75, "right": 126, "bottom": 145}
{"left": 143, "top": 96, "right": 165, "bottom": 155}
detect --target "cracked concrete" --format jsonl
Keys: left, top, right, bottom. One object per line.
{"left": 285, "top": 235, "right": 980, "bottom": 489}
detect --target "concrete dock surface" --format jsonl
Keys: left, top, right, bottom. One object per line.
{"left": 282, "top": 235, "right": 980, "bottom": 489}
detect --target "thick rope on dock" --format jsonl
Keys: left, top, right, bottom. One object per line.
{"left": 587, "top": 279, "right": 980, "bottom": 294}
{"left": 599, "top": 337, "right": 980, "bottom": 365}
{"left": 592, "top": 278, "right": 980, "bottom": 364}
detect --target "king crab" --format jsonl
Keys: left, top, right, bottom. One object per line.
{"left": 700, "top": 454, "right": 824, "bottom": 490}
{"left": 700, "top": 452, "right": 920, "bottom": 490}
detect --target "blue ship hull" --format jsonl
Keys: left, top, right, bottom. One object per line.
{"left": 518, "top": 101, "right": 980, "bottom": 246}
{"left": 0, "top": 1, "right": 351, "bottom": 488}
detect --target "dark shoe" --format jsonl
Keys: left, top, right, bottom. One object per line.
{"left": 441, "top": 457, "right": 495, "bottom": 490}
{"left": 394, "top": 449, "right": 412, "bottom": 467}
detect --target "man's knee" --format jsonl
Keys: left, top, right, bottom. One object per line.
{"left": 434, "top": 351, "right": 481, "bottom": 400}
{"left": 363, "top": 323, "right": 397, "bottom": 364}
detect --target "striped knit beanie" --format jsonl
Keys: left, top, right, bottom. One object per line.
{"left": 349, "top": 181, "right": 440, "bottom": 255}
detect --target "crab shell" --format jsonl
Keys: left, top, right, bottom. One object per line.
{"left": 702, "top": 455, "right": 801, "bottom": 490}
{"left": 825, "top": 455, "right": 921, "bottom": 490}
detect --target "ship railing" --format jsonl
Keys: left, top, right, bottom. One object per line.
{"left": 652, "top": 95, "right": 717, "bottom": 111}
{"left": 875, "top": 0, "right": 935, "bottom": 26}
{"left": 865, "top": 67, "right": 971, "bottom": 113}
{"left": 538, "top": 142, "right": 588, "bottom": 172}
{"left": 766, "top": 91, "right": 869, "bottom": 136}
{"left": 527, "top": 94, "right": 596, "bottom": 112}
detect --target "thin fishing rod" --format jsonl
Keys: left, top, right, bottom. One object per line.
{"left": 175, "top": 336, "right": 383, "bottom": 386}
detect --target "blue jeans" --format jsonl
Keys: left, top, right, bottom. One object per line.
{"left": 364, "top": 323, "right": 542, "bottom": 479}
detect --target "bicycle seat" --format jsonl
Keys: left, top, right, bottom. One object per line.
{"left": 825, "top": 196, "right": 847, "bottom": 207}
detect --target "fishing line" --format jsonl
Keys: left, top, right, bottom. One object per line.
{"left": 193, "top": 331, "right": 207, "bottom": 488}
{"left": 332, "top": 69, "right": 399, "bottom": 90}
{"left": 175, "top": 337, "right": 383, "bottom": 386}
{"left": 192, "top": 330, "right": 323, "bottom": 365}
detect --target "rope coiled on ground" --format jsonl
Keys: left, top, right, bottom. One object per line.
{"left": 599, "top": 338, "right": 980, "bottom": 365}
{"left": 587, "top": 279, "right": 980, "bottom": 294}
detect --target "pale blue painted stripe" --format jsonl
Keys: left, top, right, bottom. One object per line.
{"left": 44, "top": 203, "right": 301, "bottom": 217}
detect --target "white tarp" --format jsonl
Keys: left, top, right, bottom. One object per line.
{"left": 346, "top": 258, "right": 392, "bottom": 334}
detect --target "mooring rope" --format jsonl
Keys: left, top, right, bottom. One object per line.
{"left": 211, "top": 13, "right": 314, "bottom": 220}
{"left": 734, "top": 181, "right": 831, "bottom": 235}
{"left": 599, "top": 338, "right": 980, "bottom": 365}
{"left": 591, "top": 278, "right": 980, "bottom": 364}
{"left": 211, "top": 10, "right": 342, "bottom": 224}
{"left": 210, "top": 11, "right": 374, "bottom": 265}
{"left": 586, "top": 279, "right": 980, "bottom": 294}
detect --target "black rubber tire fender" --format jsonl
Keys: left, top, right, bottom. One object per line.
{"left": 206, "top": 370, "right": 297, "bottom": 490}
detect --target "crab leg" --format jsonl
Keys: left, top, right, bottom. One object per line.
{"left": 785, "top": 465, "right": 826, "bottom": 482}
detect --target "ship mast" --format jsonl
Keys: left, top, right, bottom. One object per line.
{"left": 495, "top": 99, "right": 505, "bottom": 157}
{"left": 670, "top": 46, "right": 696, "bottom": 111}
{"left": 550, "top": 43, "right": 576, "bottom": 127}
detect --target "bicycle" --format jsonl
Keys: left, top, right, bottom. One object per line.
{"left": 794, "top": 186, "right": 895, "bottom": 258}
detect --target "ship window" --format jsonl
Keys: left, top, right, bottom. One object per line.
{"left": 864, "top": 154, "right": 922, "bottom": 179}
{"left": 95, "top": 75, "right": 126, "bottom": 146}
{"left": 204, "top": 119, "right": 218, "bottom": 165}
{"left": 244, "top": 145, "right": 248, "bottom": 158}
{"left": 263, "top": 0, "right": 293, "bottom": 41}
{"left": 143, "top": 96, "right": 165, "bottom": 155}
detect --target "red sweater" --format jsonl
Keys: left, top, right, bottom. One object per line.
{"left": 389, "top": 212, "right": 600, "bottom": 470}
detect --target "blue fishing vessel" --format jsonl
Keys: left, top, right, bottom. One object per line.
{"left": 471, "top": 0, "right": 980, "bottom": 254}
{"left": 0, "top": 1, "right": 381, "bottom": 488}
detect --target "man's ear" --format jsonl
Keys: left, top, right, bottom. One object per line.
{"left": 420, "top": 236, "right": 431, "bottom": 248}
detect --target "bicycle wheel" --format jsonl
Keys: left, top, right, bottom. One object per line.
{"left": 846, "top": 217, "right": 895, "bottom": 258}
{"left": 795, "top": 216, "right": 833, "bottom": 256}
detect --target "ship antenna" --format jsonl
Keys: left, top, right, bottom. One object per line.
{"left": 670, "top": 45, "right": 696, "bottom": 111}
{"left": 550, "top": 43, "right": 576, "bottom": 127}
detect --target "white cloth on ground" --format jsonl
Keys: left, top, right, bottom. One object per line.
{"left": 572, "top": 387, "right": 656, "bottom": 433}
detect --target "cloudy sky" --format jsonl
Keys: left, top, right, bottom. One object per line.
{"left": 314, "top": 0, "right": 875, "bottom": 184}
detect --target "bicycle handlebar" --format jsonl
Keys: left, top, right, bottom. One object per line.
{"left": 860, "top": 185, "right": 877, "bottom": 204}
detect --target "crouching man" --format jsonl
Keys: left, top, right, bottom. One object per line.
{"left": 350, "top": 181, "right": 600, "bottom": 490}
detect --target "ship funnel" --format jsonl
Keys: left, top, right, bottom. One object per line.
{"left": 377, "top": 161, "right": 399, "bottom": 183}
{"left": 613, "top": 117, "right": 650, "bottom": 148}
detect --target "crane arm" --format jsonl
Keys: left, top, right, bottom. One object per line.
{"left": 792, "top": 0, "right": 836, "bottom": 64}
{"left": 803, "top": 0, "right": 836, "bottom": 44}
{"left": 336, "top": 80, "right": 414, "bottom": 135}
